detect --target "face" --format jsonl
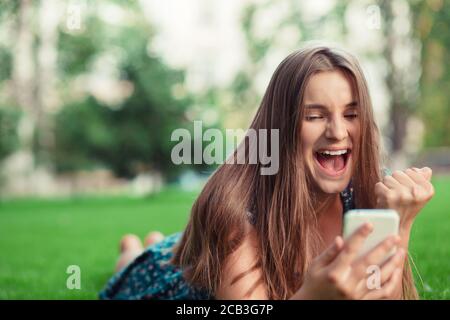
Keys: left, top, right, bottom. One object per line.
{"left": 300, "top": 70, "right": 360, "bottom": 194}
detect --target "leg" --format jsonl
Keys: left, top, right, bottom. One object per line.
{"left": 114, "top": 231, "right": 165, "bottom": 273}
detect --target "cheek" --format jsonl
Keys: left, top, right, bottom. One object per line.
{"left": 300, "top": 123, "right": 323, "bottom": 152}
{"left": 348, "top": 122, "right": 361, "bottom": 144}
{"left": 347, "top": 123, "right": 361, "bottom": 165}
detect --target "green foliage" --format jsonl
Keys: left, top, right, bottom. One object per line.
{"left": 0, "top": 106, "right": 20, "bottom": 161}
{"left": 53, "top": 57, "right": 194, "bottom": 179}
{"left": 412, "top": 1, "right": 450, "bottom": 147}
{"left": 53, "top": 97, "right": 112, "bottom": 172}
{"left": 53, "top": 83, "right": 192, "bottom": 179}
{"left": 0, "top": 46, "right": 12, "bottom": 82}
{"left": 0, "top": 0, "right": 19, "bottom": 22}
{"left": 58, "top": 22, "right": 102, "bottom": 77}
{"left": 53, "top": 13, "right": 198, "bottom": 179}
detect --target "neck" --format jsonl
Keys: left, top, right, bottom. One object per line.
{"left": 313, "top": 191, "right": 341, "bottom": 218}
{"left": 314, "top": 192, "right": 343, "bottom": 251}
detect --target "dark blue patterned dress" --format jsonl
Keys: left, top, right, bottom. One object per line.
{"left": 99, "top": 184, "right": 355, "bottom": 300}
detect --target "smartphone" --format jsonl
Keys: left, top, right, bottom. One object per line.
{"left": 343, "top": 209, "right": 400, "bottom": 261}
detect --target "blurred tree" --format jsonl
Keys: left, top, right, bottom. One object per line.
{"left": 53, "top": 10, "right": 195, "bottom": 180}
{"left": 11, "top": 0, "right": 37, "bottom": 161}
{"left": 234, "top": 0, "right": 433, "bottom": 160}
{"left": 379, "top": 0, "right": 422, "bottom": 158}
{"left": 3, "top": 0, "right": 60, "bottom": 168}
{"left": 228, "top": 0, "right": 347, "bottom": 127}
{"left": 411, "top": 0, "right": 450, "bottom": 147}
{"left": 0, "top": 5, "right": 18, "bottom": 162}
{"left": 0, "top": 107, "right": 20, "bottom": 162}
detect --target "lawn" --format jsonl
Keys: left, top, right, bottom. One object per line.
{"left": 0, "top": 178, "right": 449, "bottom": 300}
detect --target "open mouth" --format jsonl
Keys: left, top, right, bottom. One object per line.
{"left": 313, "top": 148, "right": 351, "bottom": 177}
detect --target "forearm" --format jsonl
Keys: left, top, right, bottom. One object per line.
{"left": 396, "top": 220, "right": 414, "bottom": 299}
{"left": 399, "top": 221, "right": 412, "bottom": 251}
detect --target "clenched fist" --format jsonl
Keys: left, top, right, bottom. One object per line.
{"left": 374, "top": 167, "right": 435, "bottom": 228}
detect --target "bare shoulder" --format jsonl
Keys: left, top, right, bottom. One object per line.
{"left": 215, "top": 222, "right": 269, "bottom": 300}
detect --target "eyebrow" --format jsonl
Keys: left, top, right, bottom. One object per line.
{"left": 304, "top": 101, "right": 358, "bottom": 110}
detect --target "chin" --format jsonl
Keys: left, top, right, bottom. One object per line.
{"left": 313, "top": 179, "right": 350, "bottom": 194}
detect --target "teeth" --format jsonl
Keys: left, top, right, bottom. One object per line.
{"left": 319, "top": 149, "right": 348, "bottom": 156}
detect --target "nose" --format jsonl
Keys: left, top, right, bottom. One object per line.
{"left": 325, "top": 115, "right": 348, "bottom": 141}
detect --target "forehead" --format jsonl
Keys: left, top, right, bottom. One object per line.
{"left": 303, "top": 70, "right": 354, "bottom": 105}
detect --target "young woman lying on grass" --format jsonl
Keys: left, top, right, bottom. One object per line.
{"left": 99, "top": 45, "right": 434, "bottom": 300}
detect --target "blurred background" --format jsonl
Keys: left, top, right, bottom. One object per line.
{"left": 0, "top": 0, "right": 449, "bottom": 299}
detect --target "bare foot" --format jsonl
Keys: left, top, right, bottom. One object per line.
{"left": 144, "top": 231, "right": 164, "bottom": 247}
{"left": 119, "top": 234, "right": 143, "bottom": 253}
{"left": 115, "top": 234, "right": 144, "bottom": 272}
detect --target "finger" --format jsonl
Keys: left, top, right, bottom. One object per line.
{"left": 404, "top": 168, "right": 429, "bottom": 189}
{"left": 352, "top": 235, "right": 401, "bottom": 277}
{"left": 356, "top": 247, "right": 405, "bottom": 295}
{"left": 420, "top": 167, "right": 432, "bottom": 181}
{"left": 365, "top": 267, "right": 403, "bottom": 300}
{"left": 382, "top": 175, "right": 402, "bottom": 190}
{"left": 379, "top": 248, "right": 405, "bottom": 285}
{"left": 374, "top": 182, "right": 391, "bottom": 207}
{"left": 315, "top": 236, "right": 344, "bottom": 267}
{"left": 413, "top": 167, "right": 432, "bottom": 181}
{"left": 392, "top": 170, "right": 415, "bottom": 189}
{"left": 380, "top": 268, "right": 403, "bottom": 300}
{"left": 406, "top": 168, "right": 435, "bottom": 196}
{"left": 331, "top": 223, "right": 373, "bottom": 269}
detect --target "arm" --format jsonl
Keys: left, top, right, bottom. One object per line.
{"left": 216, "top": 223, "right": 401, "bottom": 300}
{"left": 215, "top": 225, "right": 269, "bottom": 300}
{"left": 387, "top": 222, "right": 413, "bottom": 300}
{"left": 375, "top": 167, "right": 435, "bottom": 299}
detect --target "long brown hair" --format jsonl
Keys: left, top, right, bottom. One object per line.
{"left": 172, "top": 45, "right": 418, "bottom": 299}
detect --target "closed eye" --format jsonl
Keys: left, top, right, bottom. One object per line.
{"left": 305, "top": 115, "right": 324, "bottom": 121}
{"left": 305, "top": 113, "right": 357, "bottom": 121}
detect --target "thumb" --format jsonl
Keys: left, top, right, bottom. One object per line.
{"left": 414, "top": 167, "right": 432, "bottom": 181}
{"left": 315, "top": 236, "right": 344, "bottom": 267}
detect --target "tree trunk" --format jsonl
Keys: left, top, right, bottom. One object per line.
{"left": 12, "top": 0, "right": 37, "bottom": 168}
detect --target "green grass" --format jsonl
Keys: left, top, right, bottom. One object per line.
{"left": 0, "top": 188, "right": 197, "bottom": 299}
{"left": 0, "top": 178, "right": 449, "bottom": 300}
{"left": 408, "top": 176, "right": 450, "bottom": 299}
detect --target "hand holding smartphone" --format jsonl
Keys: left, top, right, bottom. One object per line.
{"left": 343, "top": 209, "right": 400, "bottom": 261}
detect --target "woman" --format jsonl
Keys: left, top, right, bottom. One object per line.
{"left": 99, "top": 45, "right": 434, "bottom": 300}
